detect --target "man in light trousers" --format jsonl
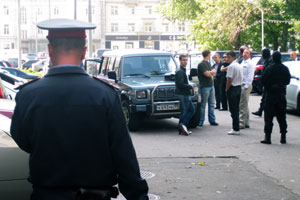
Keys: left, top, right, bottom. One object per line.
{"left": 239, "top": 49, "right": 255, "bottom": 129}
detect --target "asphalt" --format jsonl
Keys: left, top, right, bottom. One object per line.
{"left": 129, "top": 94, "right": 300, "bottom": 200}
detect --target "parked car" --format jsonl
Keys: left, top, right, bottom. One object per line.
{"left": 22, "top": 53, "right": 38, "bottom": 62}
{"left": 251, "top": 56, "right": 265, "bottom": 94}
{"left": 0, "top": 98, "right": 15, "bottom": 118}
{"left": 31, "top": 59, "right": 49, "bottom": 71}
{"left": 284, "top": 61, "right": 300, "bottom": 113}
{"left": 281, "top": 52, "right": 300, "bottom": 62}
{"left": 88, "top": 49, "right": 200, "bottom": 131}
{"left": 0, "top": 111, "right": 31, "bottom": 200}
{"left": 1, "top": 67, "right": 39, "bottom": 80}
{"left": 94, "top": 49, "right": 111, "bottom": 58}
{"left": 7, "top": 58, "right": 19, "bottom": 68}
{"left": 0, "top": 61, "right": 12, "bottom": 68}
{"left": 22, "top": 60, "right": 38, "bottom": 70}
{"left": 0, "top": 78, "right": 18, "bottom": 100}
{"left": 0, "top": 70, "right": 27, "bottom": 86}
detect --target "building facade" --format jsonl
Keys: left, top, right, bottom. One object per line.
{"left": 0, "top": 0, "right": 194, "bottom": 56}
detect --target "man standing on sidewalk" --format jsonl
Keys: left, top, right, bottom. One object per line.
{"left": 260, "top": 51, "right": 291, "bottom": 144}
{"left": 212, "top": 53, "right": 223, "bottom": 110}
{"left": 225, "top": 51, "right": 243, "bottom": 135}
{"left": 197, "top": 50, "right": 218, "bottom": 126}
{"left": 239, "top": 49, "right": 255, "bottom": 129}
{"left": 175, "top": 55, "right": 195, "bottom": 136}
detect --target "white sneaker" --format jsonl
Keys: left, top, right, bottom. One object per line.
{"left": 227, "top": 129, "right": 240, "bottom": 135}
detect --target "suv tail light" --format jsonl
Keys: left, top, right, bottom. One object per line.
{"left": 255, "top": 65, "right": 263, "bottom": 72}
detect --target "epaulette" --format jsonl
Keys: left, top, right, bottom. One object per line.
{"left": 93, "top": 76, "right": 120, "bottom": 91}
{"left": 15, "top": 78, "right": 40, "bottom": 90}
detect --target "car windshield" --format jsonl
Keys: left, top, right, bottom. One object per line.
{"left": 123, "top": 55, "right": 177, "bottom": 77}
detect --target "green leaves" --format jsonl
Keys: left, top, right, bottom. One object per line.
{"left": 159, "top": 0, "right": 300, "bottom": 51}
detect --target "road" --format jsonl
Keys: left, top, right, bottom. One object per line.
{"left": 129, "top": 94, "right": 300, "bottom": 200}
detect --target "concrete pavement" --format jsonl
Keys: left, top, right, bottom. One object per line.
{"left": 130, "top": 94, "right": 300, "bottom": 199}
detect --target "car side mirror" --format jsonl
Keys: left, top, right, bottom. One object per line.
{"left": 190, "top": 68, "right": 198, "bottom": 77}
{"left": 108, "top": 71, "right": 117, "bottom": 81}
{"left": 291, "top": 75, "right": 299, "bottom": 81}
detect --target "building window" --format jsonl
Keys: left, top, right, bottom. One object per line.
{"left": 111, "top": 23, "right": 118, "bottom": 32}
{"left": 4, "top": 24, "right": 9, "bottom": 35}
{"left": 128, "top": 23, "right": 135, "bottom": 32}
{"left": 145, "top": 6, "right": 152, "bottom": 14}
{"left": 86, "top": 6, "right": 95, "bottom": 15}
{"left": 125, "top": 42, "right": 134, "bottom": 49}
{"left": 21, "top": 7, "right": 27, "bottom": 24}
{"left": 111, "top": 6, "right": 118, "bottom": 15}
{"left": 163, "top": 23, "right": 169, "bottom": 32}
{"left": 37, "top": 7, "right": 42, "bottom": 15}
{"left": 178, "top": 24, "right": 185, "bottom": 32}
{"left": 21, "top": 30, "right": 27, "bottom": 40}
{"left": 145, "top": 23, "right": 152, "bottom": 32}
{"left": 130, "top": 7, "right": 135, "bottom": 15}
{"left": 54, "top": 7, "right": 59, "bottom": 15}
{"left": 4, "top": 6, "right": 9, "bottom": 15}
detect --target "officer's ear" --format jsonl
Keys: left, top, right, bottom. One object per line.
{"left": 48, "top": 44, "right": 53, "bottom": 58}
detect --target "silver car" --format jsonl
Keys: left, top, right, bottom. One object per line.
{"left": 284, "top": 61, "right": 300, "bottom": 113}
{"left": 0, "top": 101, "right": 31, "bottom": 199}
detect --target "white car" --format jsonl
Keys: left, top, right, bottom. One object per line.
{"left": 0, "top": 113, "right": 31, "bottom": 200}
{"left": 284, "top": 61, "right": 300, "bottom": 112}
{"left": 31, "top": 59, "right": 49, "bottom": 72}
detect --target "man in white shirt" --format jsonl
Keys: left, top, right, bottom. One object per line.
{"left": 225, "top": 51, "right": 243, "bottom": 135}
{"left": 239, "top": 49, "right": 255, "bottom": 129}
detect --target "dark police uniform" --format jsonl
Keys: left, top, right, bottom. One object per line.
{"left": 10, "top": 18, "right": 148, "bottom": 200}
{"left": 261, "top": 52, "right": 291, "bottom": 144}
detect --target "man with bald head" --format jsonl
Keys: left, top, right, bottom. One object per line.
{"left": 289, "top": 51, "right": 299, "bottom": 61}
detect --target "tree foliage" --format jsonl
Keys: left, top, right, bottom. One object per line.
{"left": 159, "top": 0, "right": 300, "bottom": 52}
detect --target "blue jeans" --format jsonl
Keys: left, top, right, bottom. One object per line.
{"left": 200, "top": 86, "right": 216, "bottom": 125}
{"left": 177, "top": 94, "right": 195, "bottom": 127}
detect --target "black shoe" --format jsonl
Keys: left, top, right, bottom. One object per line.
{"left": 261, "top": 133, "right": 271, "bottom": 144}
{"left": 245, "top": 125, "right": 250, "bottom": 128}
{"left": 252, "top": 111, "right": 262, "bottom": 117}
{"left": 210, "top": 122, "right": 219, "bottom": 126}
{"left": 280, "top": 133, "right": 286, "bottom": 144}
{"left": 215, "top": 107, "right": 220, "bottom": 109}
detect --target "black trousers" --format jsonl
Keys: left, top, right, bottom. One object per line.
{"left": 214, "top": 77, "right": 222, "bottom": 108}
{"left": 220, "top": 76, "right": 228, "bottom": 110}
{"left": 264, "top": 93, "right": 287, "bottom": 134}
{"left": 227, "top": 85, "right": 241, "bottom": 131}
{"left": 257, "top": 90, "right": 266, "bottom": 113}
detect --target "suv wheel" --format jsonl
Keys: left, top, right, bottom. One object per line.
{"left": 121, "top": 100, "right": 140, "bottom": 131}
{"left": 188, "top": 102, "right": 201, "bottom": 128}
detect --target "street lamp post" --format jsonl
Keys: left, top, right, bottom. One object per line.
{"left": 247, "top": 0, "right": 264, "bottom": 49}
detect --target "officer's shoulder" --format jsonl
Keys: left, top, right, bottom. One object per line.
{"left": 92, "top": 76, "right": 119, "bottom": 91}
{"left": 16, "top": 78, "right": 40, "bottom": 90}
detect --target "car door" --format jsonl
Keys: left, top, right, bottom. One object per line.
{"left": 286, "top": 63, "right": 300, "bottom": 108}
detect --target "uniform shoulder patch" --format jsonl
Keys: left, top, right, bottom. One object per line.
{"left": 15, "top": 78, "right": 40, "bottom": 90}
{"left": 93, "top": 76, "right": 120, "bottom": 91}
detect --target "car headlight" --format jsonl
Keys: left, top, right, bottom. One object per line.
{"left": 136, "top": 90, "right": 147, "bottom": 99}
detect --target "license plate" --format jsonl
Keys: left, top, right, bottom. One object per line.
{"left": 156, "top": 103, "right": 180, "bottom": 111}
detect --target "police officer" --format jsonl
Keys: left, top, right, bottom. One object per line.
{"left": 252, "top": 48, "right": 273, "bottom": 117}
{"left": 10, "top": 19, "right": 148, "bottom": 200}
{"left": 260, "top": 51, "right": 291, "bottom": 144}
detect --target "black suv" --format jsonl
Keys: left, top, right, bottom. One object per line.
{"left": 86, "top": 49, "right": 200, "bottom": 131}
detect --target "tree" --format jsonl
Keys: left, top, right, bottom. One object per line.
{"left": 159, "top": 0, "right": 300, "bottom": 52}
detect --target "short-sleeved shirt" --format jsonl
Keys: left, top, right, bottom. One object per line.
{"left": 226, "top": 60, "right": 243, "bottom": 86}
{"left": 197, "top": 60, "right": 213, "bottom": 88}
